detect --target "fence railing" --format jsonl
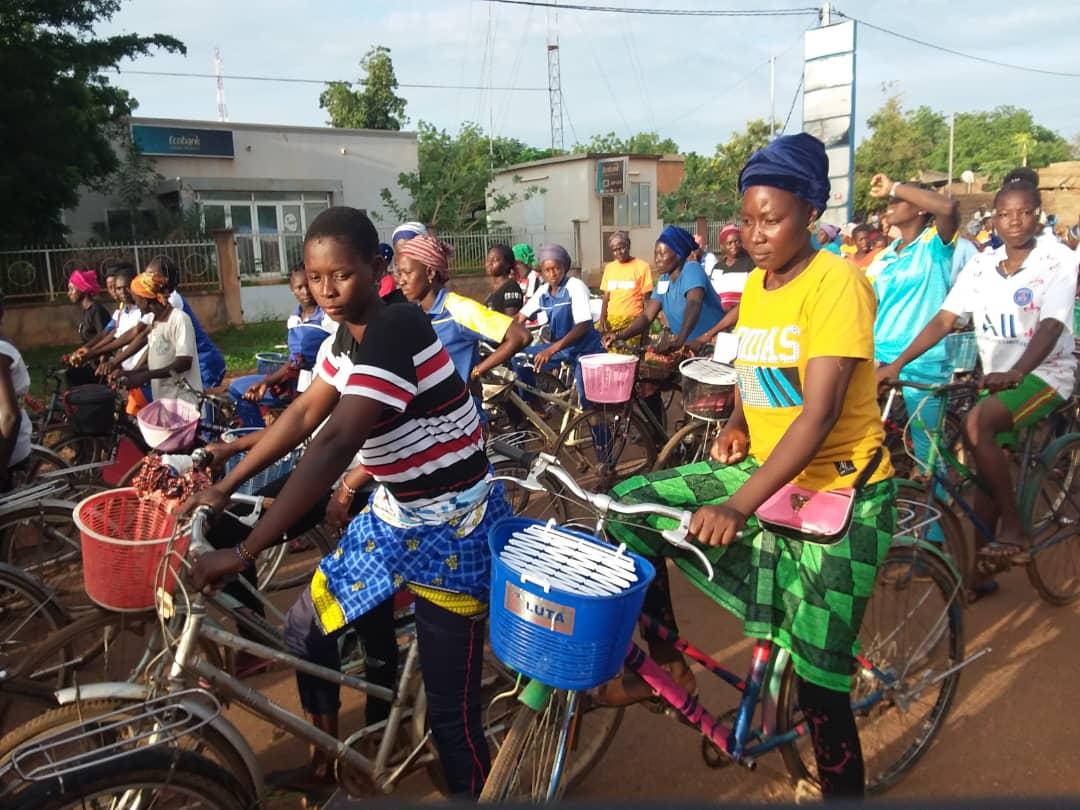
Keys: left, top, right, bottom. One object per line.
{"left": 667, "top": 221, "right": 736, "bottom": 250}
{"left": 0, "top": 241, "right": 221, "bottom": 303}
{"left": 375, "top": 227, "right": 577, "bottom": 274}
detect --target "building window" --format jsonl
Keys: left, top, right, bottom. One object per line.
{"left": 630, "top": 182, "right": 651, "bottom": 228}
{"left": 105, "top": 209, "right": 157, "bottom": 238}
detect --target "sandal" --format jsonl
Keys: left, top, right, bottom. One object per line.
{"left": 978, "top": 539, "right": 1032, "bottom": 566}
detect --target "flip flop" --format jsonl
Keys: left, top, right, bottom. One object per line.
{"left": 966, "top": 580, "right": 1000, "bottom": 604}
{"left": 977, "top": 540, "right": 1032, "bottom": 565}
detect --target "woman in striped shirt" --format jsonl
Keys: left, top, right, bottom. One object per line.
{"left": 188, "top": 207, "right": 510, "bottom": 797}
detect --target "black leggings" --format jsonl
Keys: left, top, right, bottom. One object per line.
{"left": 643, "top": 561, "right": 865, "bottom": 798}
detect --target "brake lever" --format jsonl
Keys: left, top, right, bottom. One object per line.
{"left": 660, "top": 514, "right": 715, "bottom": 581}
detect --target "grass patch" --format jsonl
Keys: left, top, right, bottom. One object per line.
{"left": 20, "top": 319, "right": 288, "bottom": 398}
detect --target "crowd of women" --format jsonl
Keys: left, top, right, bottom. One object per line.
{"left": 0, "top": 129, "right": 1076, "bottom": 802}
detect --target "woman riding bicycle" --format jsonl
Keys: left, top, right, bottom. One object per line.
{"left": 878, "top": 168, "right": 1078, "bottom": 581}
{"left": 187, "top": 206, "right": 511, "bottom": 798}
{"left": 0, "top": 291, "right": 32, "bottom": 491}
{"left": 601, "top": 133, "right": 896, "bottom": 799}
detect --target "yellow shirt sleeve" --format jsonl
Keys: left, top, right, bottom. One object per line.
{"left": 599, "top": 263, "right": 613, "bottom": 293}
{"left": 637, "top": 259, "right": 654, "bottom": 294}
{"left": 443, "top": 292, "right": 513, "bottom": 343}
{"left": 805, "top": 260, "right": 876, "bottom": 362}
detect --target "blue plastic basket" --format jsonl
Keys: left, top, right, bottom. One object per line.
{"left": 255, "top": 351, "right": 289, "bottom": 376}
{"left": 488, "top": 518, "right": 655, "bottom": 691}
{"left": 222, "top": 427, "right": 302, "bottom": 495}
{"left": 944, "top": 332, "right": 977, "bottom": 374}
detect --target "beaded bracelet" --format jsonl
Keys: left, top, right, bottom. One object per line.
{"left": 234, "top": 541, "right": 256, "bottom": 567}
{"left": 338, "top": 480, "right": 357, "bottom": 499}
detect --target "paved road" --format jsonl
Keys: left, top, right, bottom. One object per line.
{"left": 240, "top": 554, "right": 1080, "bottom": 807}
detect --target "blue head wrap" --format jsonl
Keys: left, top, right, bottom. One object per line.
{"left": 378, "top": 242, "right": 394, "bottom": 263}
{"left": 656, "top": 225, "right": 698, "bottom": 261}
{"left": 537, "top": 243, "right": 572, "bottom": 271}
{"left": 738, "top": 133, "right": 830, "bottom": 214}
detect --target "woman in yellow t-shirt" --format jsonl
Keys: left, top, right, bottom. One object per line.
{"left": 602, "top": 133, "right": 895, "bottom": 800}
{"left": 597, "top": 230, "right": 653, "bottom": 338}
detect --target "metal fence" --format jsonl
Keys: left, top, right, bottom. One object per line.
{"left": 667, "top": 221, "right": 736, "bottom": 249}
{"left": 375, "top": 227, "right": 578, "bottom": 275}
{"left": 0, "top": 240, "right": 221, "bottom": 303}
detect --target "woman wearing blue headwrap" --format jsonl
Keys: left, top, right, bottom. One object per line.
{"left": 604, "top": 225, "right": 726, "bottom": 353}
{"left": 601, "top": 133, "right": 895, "bottom": 800}
{"left": 512, "top": 243, "right": 605, "bottom": 406}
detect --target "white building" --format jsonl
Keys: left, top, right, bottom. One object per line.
{"left": 487, "top": 153, "right": 685, "bottom": 281}
{"left": 64, "top": 117, "right": 418, "bottom": 276}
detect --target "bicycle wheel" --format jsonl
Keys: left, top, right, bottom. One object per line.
{"left": 481, "top": 688, "right": 620, "bottom": 801}
{"left": 0, "top": 500, "right": 84, "bottom": 609}
{"left": 1021, "top": 435, "right": 1080, "bottom": 605}
{"left": 894, "top": 480, "right": 972, "bottom": 593}
{"left": 777, "top": 547, "right": 964, "bottom": 795}
{"left": 555, "top": 407, "right": 657, "bottom": 494}
{"left": 652, "top": 418, "right": 721, "bottom": 471}
{"left": 8, "top": 749, "right": 254, "bottom": 810}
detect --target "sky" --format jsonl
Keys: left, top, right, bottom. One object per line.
{"left": 95, "top": 0, "right": 1080, "bottom": 157}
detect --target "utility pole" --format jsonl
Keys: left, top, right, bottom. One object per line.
{"left": 819, "top": 2, "right": 831, "bottom": 25}
{"left": 947, "top": 112, "right": 955, "bottom": 197}
{"left": 214, "top": 47, "right": 228, "bottom": 123}
{"left": 769, "top": 55, "right": 776, "bottom": 137}
{"left": 547, "top": 5, "right": 565, "bottom": 152}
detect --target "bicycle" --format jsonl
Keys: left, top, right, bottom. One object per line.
{"left": 884, "top": 379, "right": 1080, "bottom": 605}
{"left": 0, "top": 494, "right": 622, "bottom": 806}
{"left": 652, "top": 356, "right": 736, "bottom": 471}
{"left": 478, "top": 442, "right": 984, "bottom": 800}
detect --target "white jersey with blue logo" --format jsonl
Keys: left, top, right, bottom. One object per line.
{"left": 942, "top": 240, "right": 1078, "bottom": 398}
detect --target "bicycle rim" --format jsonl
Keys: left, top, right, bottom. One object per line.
{"left": 555, "top": 407, "right": 657, "bottom": 494}
{"left": 0, "top": 500, "right": 84, "bottom": 609}
{"left": 1023, "top": 436, "right": 1080, "bottom": 605}
{"left": 778, "top": 548, "right": 964, "bottom": 794}
{"left": 652, "top": 419, "right": 719, "bottom": 471}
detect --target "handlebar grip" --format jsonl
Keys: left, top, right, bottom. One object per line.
{"left": 490, "top": 440, "right": 538, "bottom": 467}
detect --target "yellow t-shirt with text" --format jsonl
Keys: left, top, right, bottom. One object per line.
{"left": 733, "top": 250, "right": 892, "bottom": 490}
{"left": 600, "top": 257, "right": 653, "bottom": 322}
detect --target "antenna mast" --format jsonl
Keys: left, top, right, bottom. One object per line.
{"left": 214, "top": 47, "right": 229, "bottom": 122}
{"left": 546, "top": 6, "right": 564, "bottom": 152}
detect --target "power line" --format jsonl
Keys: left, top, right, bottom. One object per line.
{"left": 780, "top": 74, "right": 803, "bottom": 135}
{"left": 116, "top": 68, "right": 549, "bottom": 91}
{"left": 836, "top": 11, "right": 1080, "bottom": 78}
{"left": 480, "top": 0, "right": 818, "bottom": 16}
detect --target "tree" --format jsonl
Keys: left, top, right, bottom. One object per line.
{"left": 320, "top": 46, "right": 407, "bottom": 130}
{"left": 0, "top": 0, "right": 184, "bottom": 246}
{"left": 659, "top": 119, "right": 771, "bottom": 221}
{"left": 380, "top": 122, "right": 546, "bottom": 232}
{"left": 1071, "top": 132, "right": 1080, "bottom": 160}
{"left": 853, "top": 97, "right": 941, "bottom": 214}
{"left": 573, "top": 131, "right": 679, "bottom": 155}
{"left": 96, "top": 125, "right": 164, "bottom": 241}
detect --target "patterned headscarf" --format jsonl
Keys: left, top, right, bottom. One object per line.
{"left": 68, "top": 269, "right": 100, "bottom": 296}
{"left": 397, "top": 235, "right": 454, "bottom": 281}
{"left": 391, "top": 222, "right": 428, "bottom": 243}
{"left": 130, "top": 268, "right": 170, "bottom": 304}
{"left": 537, "top": 243, "right": 572, "bottom": 272}
{"left": 511, "top": 243, "right": 536, "bottom": 268}
{"left": 656, "top": 225, "right": 697, "bottom": 261}
{"left": 608, "top": 230, "right": 630, "bottom": 247}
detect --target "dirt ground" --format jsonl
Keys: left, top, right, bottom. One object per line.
{"left": 230, "top": 554, "right": 1080, "bottom": 807}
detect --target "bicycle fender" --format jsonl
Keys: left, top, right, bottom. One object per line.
{"left": 886, "top": 534, "right": 962, "bottom": 584}
{"left": 53, "top": 682, "right": 263, "bottom": 798}
{"left": 1018, "top": 431, "right": 1080, "bottom": 520}
{"left": 759, "top": 647, "right": 790, "bottom": 739}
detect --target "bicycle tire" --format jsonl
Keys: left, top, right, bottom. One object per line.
{"left": 777, "top": 547, "right": 964, "bottom": 795}
{"left": 1021, "top": 435, "right": 1080, "bottom": 605}
{"left": 652, "top": 419, "right": 720, "bottom": 471}
{"left": 8, "top": 748, "right": 253, "bottom": 810}
{"left": 0, "top": 499, "right": 84, "bottom": 608}
{"left": 555, "top": 407, "right": 657, "bottom": 494}
{"left": 894, "top": 480, "right": 973, "bottom": 593}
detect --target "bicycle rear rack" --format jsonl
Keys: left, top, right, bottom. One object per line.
{"left": 9, "top": 688, "right": 222, "bottom": 783}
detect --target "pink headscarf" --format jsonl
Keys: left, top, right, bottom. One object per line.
{"left": 68, "top": 269, "right": 100, "bottom": 296}
{"left": 397, "top": 235, "right": 454, "bottom": 281}
{"left": 718, "top": 224, "right": 740, "bottom": 243}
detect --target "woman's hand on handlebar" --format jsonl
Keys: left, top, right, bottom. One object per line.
{"left": 243, "top": 382, "right": 267, "bottom": 402}
{"left": 982, "top": 369, "right": 1023, "bottom": 393}
{"left": 323, "top": 487, "right": 351, "bottom": 536}
{"left": 123, "top": 368, "right": 151, "bottom": 389}
{"left": 710, "top": 424, "right": 749, "bottom": 465}
{"left": 875, "top": 362, "right": 902, "bottom": 389}
{"left": 198, "top": 441, "right": 236, "bottom": 474}
{"left": 179, "top": 485, "right": 230, "bottom": 518}
{"left": 191, "top": 548, "right": 248, "bottom": 594}
{"left": 689, "top": 504, "right": 747, "bottom": 547}
{"left": 601, "top": 331, "right": 618, "bottom": 349}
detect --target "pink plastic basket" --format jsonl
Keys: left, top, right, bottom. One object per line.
{"left": 579, "top": 354, "right": 638, "bottom": 404}
{"left": 137, "top": 398, "right": 200, "bottom": 451}
{"left": 74, "top": 488, "right": 190, "bottom": 612}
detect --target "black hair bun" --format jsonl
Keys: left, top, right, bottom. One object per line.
{"left": 1002, "top": 167, "right": 1039, "bottom": 188}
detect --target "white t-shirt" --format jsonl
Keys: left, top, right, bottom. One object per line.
{"left": 288, "top": 311, "right": 339, "bottom": 393}
{"left": 520, "top": 276, "right": 595, "bottom": 325}
{"left": 942, "top": 241, "right": 1078, "bottom": 398}
{"left": 701, "top": 252, "right": 719, "bottom": 276}
{"left": 114, "top": 304, "right": 149, "bottom": 371}
{"left": 709, "top": 269, "right": 751, "bottom": 311}
{"left": 147, "top": 307, "right": 203, "bottom": 404}
{"left": 0, "top": 340, "right": 32, "bottom": 467}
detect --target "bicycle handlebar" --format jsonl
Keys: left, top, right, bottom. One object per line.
{"left": 489, "top": 440, "right": 714, "bottom": 580}
{"left": 883, "top": 379, "right": 979, "bottom": 394}
{"left": 188, "top": 493, "right": 265, "bottom": 556}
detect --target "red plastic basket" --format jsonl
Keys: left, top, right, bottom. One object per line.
{"left": 74, "top": 488, "right": 190, "bottom": 612}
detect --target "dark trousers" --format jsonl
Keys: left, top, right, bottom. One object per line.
{"left": 284, "top": 589, "right": 491, "bottom": 798}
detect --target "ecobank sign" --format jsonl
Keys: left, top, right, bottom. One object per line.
{"left": 131, "top": 125, "right": 235, "bottom": 159}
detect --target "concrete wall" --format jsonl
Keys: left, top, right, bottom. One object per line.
{"left": 241, "top": 283, "right": 299, "bottom": 322}
{"left": 64, "top": 118, "right": 418, "bottom": 242}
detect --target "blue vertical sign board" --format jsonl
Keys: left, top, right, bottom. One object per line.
{"left": 131, "top": 124, "right": 235, "bottom": 159}
{"left": 802, "top": 20, "right": 856, "bottom": 226}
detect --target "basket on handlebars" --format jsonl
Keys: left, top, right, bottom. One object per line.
{"left": 63, "top": 384, "right": 115, "bottom": 436}
{"left": 579, "top": 354, "right": 637, "bottom": 404}
{"left": 222, "top": 427, "right": 303, "bottom": 495}
{"left": 679, "top": 358, "right": 737, "bottom": 421}
{"left": 944, "top": 331, "right": 978, "bottom": 374}
{"left": 256, "top": 351, "right": 289, "bottom": 376}
{"left": 74, "top": 488, "right": 190, "bottom": 612}
{"left": 137, "top": 398, "right": 201, "bottom": 452}
{"left": 488, "top": 517, "right": 655, "bottom": 690}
